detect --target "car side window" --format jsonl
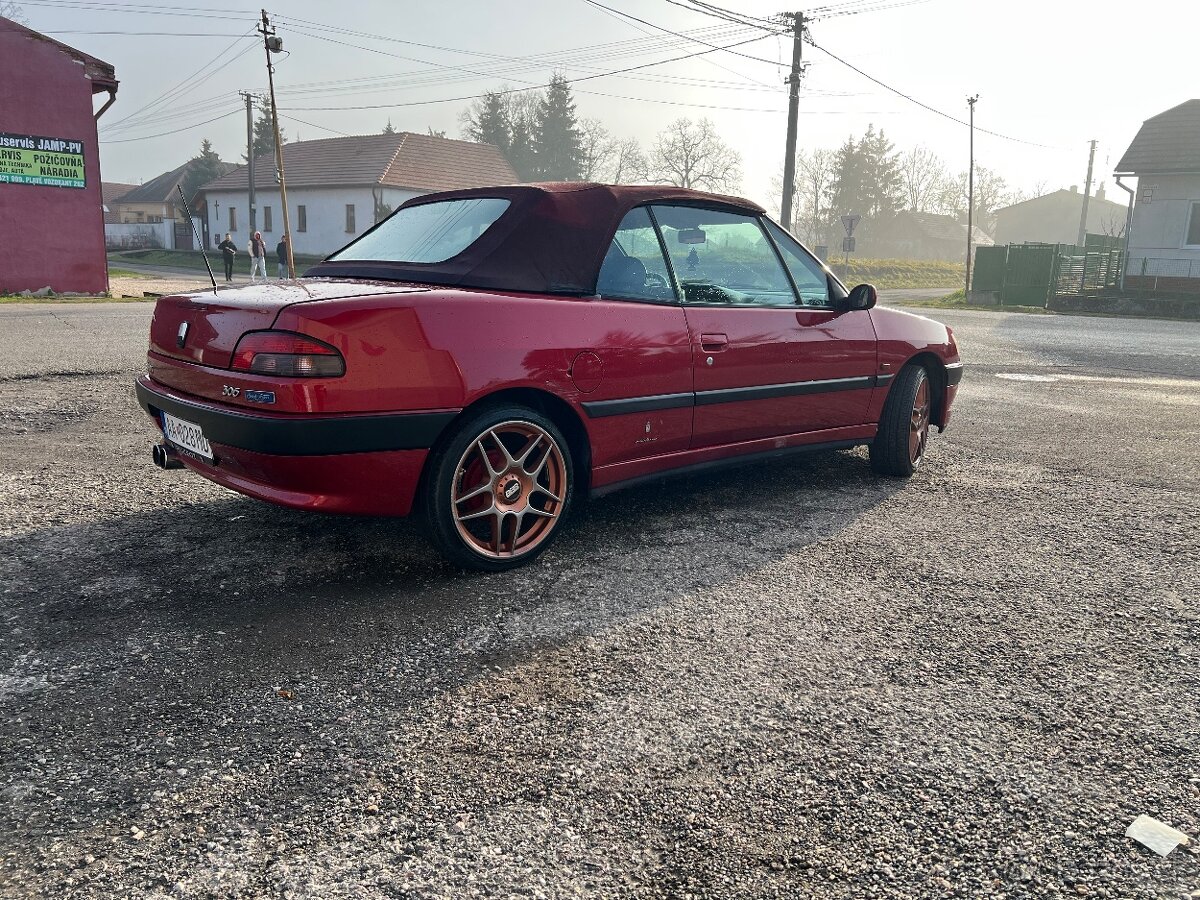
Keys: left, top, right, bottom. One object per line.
{"left": 596, "top": 207, "right": 677, "bottom": 303}
{"left": 763, "top": 219, "right": 837, "bottom": 308}
{"left": 650, "top": 204, "right": 796, "bottom": 307}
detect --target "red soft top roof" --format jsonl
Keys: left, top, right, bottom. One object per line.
{"left": 305, "top": 182, "right": 766, "bottom": 295}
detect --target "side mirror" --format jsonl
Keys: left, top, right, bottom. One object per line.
{"left": 846, "top": 283, "right": 877, "bottom": 311}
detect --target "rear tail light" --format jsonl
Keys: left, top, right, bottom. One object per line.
{"left": 231, "top": 330, "right": 345, "bottom": 377}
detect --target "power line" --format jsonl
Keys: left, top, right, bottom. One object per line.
{"left": 279, "top": 28, "right": 780, "bottom": 111}
{"left": 98, "top": 108, "right": 241, "bottom": 143}
{"left": 41, "top": 30, "right": 253, "bottom": 36}
{"left": 806, "top": 37, "right": 1067, "bottom": 149}
{"left": 18, "top": 0, "right": 250, "bottom": 21}
{"left": 579, "top": 0, "right": 787, "bottom": 65}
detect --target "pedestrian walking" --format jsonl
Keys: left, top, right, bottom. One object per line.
{"left": 248, "top": 231, "right": 267, "bottom": 282}
{"left": 275, "top": 234, "right": 288, "bottom": 279}
{"left": 217, "top": 232, "right": 237, "bottom": 283}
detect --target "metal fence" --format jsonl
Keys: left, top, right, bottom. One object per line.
{"left": 1124, "top": 256, "right": 1200, "bottom": 294}
{"left": 972, "top": 235, "right": 1125, "bottom": 305}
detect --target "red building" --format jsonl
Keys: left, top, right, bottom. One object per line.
{"left": 0, "top": 17, "right": 118, "bottom": 294}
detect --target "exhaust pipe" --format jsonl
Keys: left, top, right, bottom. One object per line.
{"left": 152, "top": 443, "right": 184, "bottom": 470}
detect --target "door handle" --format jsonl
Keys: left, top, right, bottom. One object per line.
{"left": 700, "top": 333, "right": 728, "bottom": 351}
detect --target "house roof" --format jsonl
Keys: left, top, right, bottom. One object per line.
{"left": 0, "top": 16, "right": 117, "bottom": 91}
{"left": 199, "top": 132, "right": 518, "bottom": 193}
{"left": 118, "top": 160, "right": 235, "bottom": 205}
{"left": 1115, "top": 100, "right": 1200, "bottom": 174}
{"left": 898, "top": 211, "right": 994, "bottom": 246}
{"left": 102, "top": 182, "right": 138, "bottom": 224}
{"left": 306, "top": 182, "right": 763, "bottom": 295}
{"left": 994, "top": 188, "right": 1127, "bottom": 217}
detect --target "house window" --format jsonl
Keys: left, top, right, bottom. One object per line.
{"left": 1186, "top": 202, "right": 1200, "bottom": 248}
{"left": 263, "top": 205, "right": 273, "bottom": 232}
{"left": 229, "top": 206, "right": 237, "bottom": 232}
{"left": 297, "top": 205, "right": 307, "bottom": 232}
{"left": 346, "top": 204, "right": 356, "bottom": 234}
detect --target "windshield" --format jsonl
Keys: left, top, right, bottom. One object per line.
{"left": 328, "top": 197, "right": 510, "bottom": 264}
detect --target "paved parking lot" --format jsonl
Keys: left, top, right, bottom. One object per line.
{"left": 1, "top": 300, "right": 1197, "bottom": 899}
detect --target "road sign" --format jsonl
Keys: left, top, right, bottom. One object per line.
{"left": 841, "top": 214, "right": 861, "bottom": 235}
{"left": 842, "top": 236, "right": 856, "bottom": 253}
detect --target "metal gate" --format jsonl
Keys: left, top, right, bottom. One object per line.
{"left": 1001, "top": 244, "right": 1058, "bottom": 306}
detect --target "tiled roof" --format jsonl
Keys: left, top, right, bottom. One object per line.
{"left": 198, "top": 133, "right": 517, "bottom": 193}
{"left": 102, "top": 182, "right": 138, "bottom": 224}
{"left": 118, "top": 160, "right": 235, "bottom": 204}
{"left": 994, "top": 189, "right": 1127, "bottom": 216}
{"left": 1115, "top": 100, "right": 1200, "bottom": 174}
{"left": 899, "top": 211, "right": 994, "bottom": 245}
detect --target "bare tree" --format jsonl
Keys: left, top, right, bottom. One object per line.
{"left": 899, "top": 146, "right": 950, "bottom": 213}
{"left": 577, "top": 118, "right": 616, "bottom": 182}
{"left": 944, "top": 165, "right": 1012, "bottom": 235}
{"left": 608, "top": 137, "right": 648, "bottom": 184}
{"left": 649, "top": 118, "right": 741, "bottom": 192}
{"left": 0, "top": 2, "right": 26, "bottom": 22}
{"left": 793, "top": 148, "right": 835, "bottom": 244}
{"left": 1031, "top": 179, "right": 1050, "bottom": 198}
{"left": 1098, "top": 208, "right": 1127, "bottom": 238}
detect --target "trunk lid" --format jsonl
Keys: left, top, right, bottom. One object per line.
{"left": 148, "top": 279, "right": 428, "bottom": 369}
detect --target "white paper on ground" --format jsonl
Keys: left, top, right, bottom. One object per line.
{"left": 1125, "top": 815, "right": 1190, "bottom": 857}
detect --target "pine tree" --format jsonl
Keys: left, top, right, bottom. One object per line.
{"left": 383, "top": 119, "right": 396, "bottom": 135}
{"left": 178, "top": 138, "right": 225, "bottom": 215}
{"left": 507, "top": 113, "right": 537, "bottom": 181}
{"left": 532, "top": 74, "right": 583, "bottom": 181}
{"left": 857, "top": 125, "right": 903, "bottom": 218}
{"left": 248, "top": 98, "right": 284, "bottom": 162}
{"left": 463, "top": 92, "right": 511, "bottom": 154}
{"left": 826, "top": 134, "right": 864, "bottom": 219}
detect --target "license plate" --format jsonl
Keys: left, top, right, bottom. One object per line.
{"left": 161, "top": 411, "right": 213, "bottom": 460}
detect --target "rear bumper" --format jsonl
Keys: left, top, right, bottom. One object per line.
{"left": 136, "top": 376, "right": 458, "bottom": 515}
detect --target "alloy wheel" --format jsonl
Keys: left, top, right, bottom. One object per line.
{"left": 909, "top": 374, "right": 931, "bottom": 467}
{"left": 451, "top": 420, "right": 567, "bottom": 559}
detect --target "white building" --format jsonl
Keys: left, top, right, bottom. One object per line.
{"left": 197, "top": 132, "right": 517, "bottom": 258}
{"left": 1115, "top": 99, "right": 1200, "bottom": 293}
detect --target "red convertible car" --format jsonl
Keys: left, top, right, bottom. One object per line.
{"left": 137, "top": 183, "right": 961, "bottom": 570}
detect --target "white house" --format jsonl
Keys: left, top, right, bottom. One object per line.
{"left": 197, "top": 132, "right": 517, "bottom": 257}
{"left": 1115, "top": 99, "right": 1200, "bottom": 293}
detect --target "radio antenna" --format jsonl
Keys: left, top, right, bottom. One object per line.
{"left": 176, "top": 185, "right": 218, "bottom": 294}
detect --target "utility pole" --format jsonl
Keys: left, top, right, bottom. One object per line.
{"left": 239, "top": 91, "right": 256, "bottom": 234}
{"left": 778, "top": 11, "right": 805, "bottom": 231}
{"left": 259, "top": 9, "right": 295, "bottom": 278}
{"left": 1076, "top": 139, "right": 1097, "bottom": 247}
{"left": 965, "top": 95, "right": 978, "bottom": 298}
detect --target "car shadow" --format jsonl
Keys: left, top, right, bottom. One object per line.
{"left": 0, "top": 446, "right": 908, "bottom": 852}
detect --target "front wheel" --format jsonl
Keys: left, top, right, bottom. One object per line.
{"left": 423, "top": 405, "right": 575, "bottom": 571}
{"left": 869, "top": 364, "right": 933, "bottom": 477}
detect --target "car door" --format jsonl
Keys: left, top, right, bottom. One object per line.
{"left": 649, "top": 204, "right": 878, "bottom": 449}
{"left": 577, "top": 206, "right": 694, "bottom": 472}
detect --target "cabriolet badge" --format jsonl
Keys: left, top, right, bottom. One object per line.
{"left": 245, "top": 390, "right": 276, "bottom": 404}
{"left": 176, "top": 321, "right": 189, "bottom": 348}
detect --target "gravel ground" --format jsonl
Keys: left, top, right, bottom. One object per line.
{"left": 0, "top": 303, "right": 1197, "bottom": 899}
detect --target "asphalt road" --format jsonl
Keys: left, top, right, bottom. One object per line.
{"left": 1, "top": 301, "right": 1197, "bottom": 898}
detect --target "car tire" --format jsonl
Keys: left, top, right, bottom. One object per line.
{"left": 423, "top": 405, "right": 575, "bottom": 572}
{"left": 869, "top": 363, "right": 933, "bottom": 477}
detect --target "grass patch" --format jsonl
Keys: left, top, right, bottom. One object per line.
{"left": 829, "top": 258, "right": 965, "bottom": 289}
{"left": 109, "top": 248, "right": 324, "bottom": 272}
{"left": 896, "top": 289, "right": 1050, "bottom": 314}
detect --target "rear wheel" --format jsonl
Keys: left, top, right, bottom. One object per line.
{"left": 869, "top": 364, "right": 933, "bottom": 477}
{"left": 423, "top": 405, "right": 574, "bottom": 571}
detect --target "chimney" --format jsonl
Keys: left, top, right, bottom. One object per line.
{"left": 1096, "top": 182, "right": 1106, "bottom": 202}
{"left": 1070, "top": 185, "right": 1078, "bottom": 193}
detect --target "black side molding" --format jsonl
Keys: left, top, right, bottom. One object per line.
{"left": 591, "top": 438, "right": 865, "bottom": 498}
{"left": 581, "top": 391, "right": 693, "bottom": 419}
{"left": 136, "top": 380, "right": 457, "bottom": 456}
{"left": 581, "top": 374, "right": 881, "bottom": 419}
{"left": 945, "top": 362, "right": 964, "bottom": 386}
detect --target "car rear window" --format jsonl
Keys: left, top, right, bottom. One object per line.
{"left": 328, "top": 197, "right": 510, "bottom": 264}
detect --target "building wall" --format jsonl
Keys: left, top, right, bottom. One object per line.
{"left": 202, "top": 186, "right": 421, "bottom": 257}
{"left": 993, "top": 192, "right": 1129, "bottom": 245}
{"left": 0, "top": 28, "right": 109, "bottom": 293}
{"left": 111, "top": 200, "right": 174, "bottom": 223}
{"left": 1124, "top": 173, "right": 1200, "bottom": 286}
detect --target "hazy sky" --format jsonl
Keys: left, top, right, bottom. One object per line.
{"left": 21, "top": 0, "right": 1198, "bottom": 211}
